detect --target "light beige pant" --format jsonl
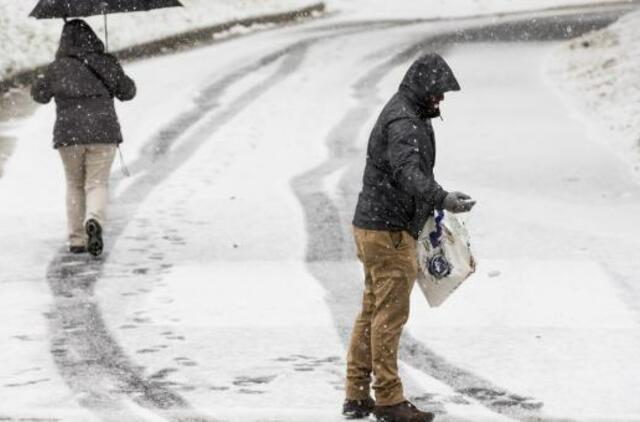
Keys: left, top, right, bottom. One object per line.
{"left": 346, "top": 227, "right": 419, "bottom": 407}
{"left": 58, "top": 144, "right": 116, "bottom": 247}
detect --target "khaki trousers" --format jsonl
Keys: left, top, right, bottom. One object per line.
{"left": 346, "top": 227, "right": 418, "bottom": 406}
{"left": 58, "top": 144, "right": 116, "bottom": 247}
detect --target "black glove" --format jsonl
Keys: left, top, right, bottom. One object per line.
{"left": 442, "top": 191, "right": 476, "bottom": 213}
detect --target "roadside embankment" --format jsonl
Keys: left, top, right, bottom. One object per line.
{"left": 549, "top": 8, "right": 640, "bottom": 178}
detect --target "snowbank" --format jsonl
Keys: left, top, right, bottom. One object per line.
{"left": 0, "top": 0, "right": 318, "bottom": 80}
{"left": 549, "top": 9, "right": 640, "bottom": 177}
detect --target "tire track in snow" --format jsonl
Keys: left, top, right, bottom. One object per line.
{"left": 290, "top": 32, "right": 546, "bottom": 421}
{"left": 44, "top": 23, "right": 411, "bottom": 421}
{"left": 45, "top": 41, "right": 311, "bottom": 422}
{"left": 42, "top": 6, "right": 627, "bottom": 420}
{"left": 291, "top": 10, "right": 625, "bottom": 421}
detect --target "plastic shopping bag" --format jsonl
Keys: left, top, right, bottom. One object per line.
{"left": 416, "top": 210, "right": 476, "bottom": 307}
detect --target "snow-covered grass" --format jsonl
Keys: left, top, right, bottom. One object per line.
{"left": 548, "top": 9, "right": 640, "bottom": 179}
{"left": 0, "top": 0, "right": 318, "bottom": 81}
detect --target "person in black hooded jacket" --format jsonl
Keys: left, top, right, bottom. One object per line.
{"left": 343, "top": 54, "right": 475, "bottom": 422}
{"left": 31, "top": 19, "right": 136, "bottom": 256}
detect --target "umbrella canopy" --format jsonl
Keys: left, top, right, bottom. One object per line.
{"left": 30, "top": 0, "right": 182, "bottom": 19}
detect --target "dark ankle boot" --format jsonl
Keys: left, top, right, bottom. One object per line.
{"left": 374, "top": 401, "right": 435, "bottom": 422}
{"left": 343, "top": 397, "right": 375, "bottom": 419}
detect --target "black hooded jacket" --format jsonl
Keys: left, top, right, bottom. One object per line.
{"left": 353, "top": 54, "right": 461, "bottom": 238}
{"left": 31, "top": 20, "right": 136, "bottom": 148}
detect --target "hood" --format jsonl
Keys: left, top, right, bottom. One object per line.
{"left": 399, "top": 53, "right": 460, "bottom": 114}
{"left": 56, "top": 19, "right": 104, "bottom": 59}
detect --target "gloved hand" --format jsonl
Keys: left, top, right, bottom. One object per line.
{"left": 442, "top": 191, "right": 476, "bottom": 213}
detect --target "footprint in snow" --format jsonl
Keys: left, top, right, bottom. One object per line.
{"left": 233, "top": 375, "right": 277, "bottom": 386}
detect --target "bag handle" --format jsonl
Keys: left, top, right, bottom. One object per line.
{"left": 117, "top": 145, "right": 130, "bottom": 177}
{"left": 68, "top": 55, "right": 114, "bottom": 97}
{"left": 428, "top": 210, "right": 445, "bottom": 248}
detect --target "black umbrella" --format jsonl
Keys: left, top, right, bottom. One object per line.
{"left": 30, "top": 0, "right": 183, "bottom": 50}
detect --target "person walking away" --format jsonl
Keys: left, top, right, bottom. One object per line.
{"left": 343, "top": 53, "right": 475, "bottom": 422}
{"left": 31, "top": 19, "right": 136, "bottom": 256}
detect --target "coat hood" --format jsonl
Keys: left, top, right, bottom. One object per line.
{"left": 56, "top": 19, "right": 104, "bottom": 59}
{"left": 399, "top": 53, "right": 460, "bottom": 113}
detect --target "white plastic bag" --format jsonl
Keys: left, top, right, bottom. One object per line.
{"left": 416, "top": 210, "right": 476, "bottom": 307}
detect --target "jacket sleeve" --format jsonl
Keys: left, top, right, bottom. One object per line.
{"left": 31, "top": 71, "right": 53, "bottom": 104}
{"left": 109, "top": 56, "right": 136, "bottom": 101}
{"left": 98, "top": 55, "right": 136, "bottom": 101}
{"left": 114, "top": 70, "right": 136, "bottom": 101}
{"left": 387, "top": 118, "right": 448, "bottom": 208}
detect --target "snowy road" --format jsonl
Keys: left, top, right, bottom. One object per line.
{"left": 1, "top": 4, "right": 640, "bottom": 421}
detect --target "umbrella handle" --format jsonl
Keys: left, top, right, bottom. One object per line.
{"left": 103, "top": 13, "right": 109, "bottom": 52}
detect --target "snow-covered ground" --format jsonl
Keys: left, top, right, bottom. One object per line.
{"left": 1, "top": 1, "right": 640, "bottom": 421}
{"left": 549, "top": 8, "right": 640, "bottom": 181}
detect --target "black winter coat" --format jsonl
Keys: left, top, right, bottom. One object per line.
{"left": 31, "top": 20, "right": 136, "bottom": 149}
{"left": 353, "top": 54, "right": 461, "bottom": 238}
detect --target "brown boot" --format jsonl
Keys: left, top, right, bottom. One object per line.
{"left": 373, "top": 401, "right": 435, "bottom": 422}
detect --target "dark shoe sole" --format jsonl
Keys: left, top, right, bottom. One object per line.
{"left": 374, "top": 414, "right": 435, "bottom": 422}
{"left": 85, "top": 219, "right": 103, "bottom": 257}
{"left": 68, "top": 245, "right": 87, "bottom": 254}
{"left": 343, "top": 410, "right": 372, "bottom": 419}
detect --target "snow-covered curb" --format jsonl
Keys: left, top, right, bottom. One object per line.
{"left": 116, "top": 3, "right": 324, "bottom": 61}
{"left": 548, "top": 8, "right": 640, "bottom": 178}
{"left": 0, "top": 0, "right": 323, "bottom": 83}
